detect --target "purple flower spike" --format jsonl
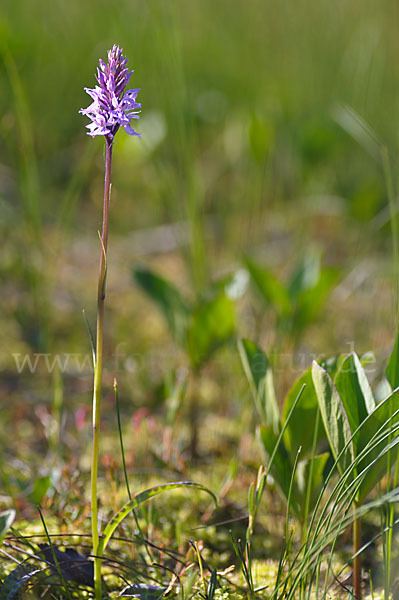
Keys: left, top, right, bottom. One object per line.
{"left": 80, "top": 45, "right": 141, "bottom": 141}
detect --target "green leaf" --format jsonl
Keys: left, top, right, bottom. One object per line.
{"left": 186, "top": 293, "right": 235, "bottom": 368}
{"left": 334, "top": 353, "right": 375, "bottom": 454}
{"left": 292, "top": 268, "right": 337, "bottom": 333}
{"left": 133, "top": 267, "right": 189, "bottom": 346}
{"left": 259, "top": 425, "right": 299, "bottom": 514}
{"left": 282, "top": 358, "right": 340, "bottom": 457}
{"left": 0, "top": 509, "right": 15, "bottom": 546}
{"left": 386, "top": 331, "right": 399, "bottom": 390}
{"left": 98, "top": 481, "right": 216, "bottom": 557}
{"left": 282, "top": 367, "right": 321, "bottom": 456}
{"left": 312, "top": 361, "right": 354, "bottom": 476}
{"left": 296, "top": 453, "right": 329, "bottom": 516}
{"left": 30, "top": 475, "right": 51, "bottom": 505}
{"left": 238, "top": 339, "right": 279, "bottom": 433}
{"left": 244, "top": 257, "right": 291, "bottom": 316}
{"left": 356, "top": 388, "right": 399, "bottom": 503}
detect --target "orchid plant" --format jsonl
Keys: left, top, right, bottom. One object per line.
{"left": 80, "top": 44, "right": 141, "bottom": 598}
{"left": 80, "top": 46, "right": 214, "bottom": 599}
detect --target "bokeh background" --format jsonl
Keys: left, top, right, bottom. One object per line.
{"left": 2, "top": 0, "right": 399, "bottom": 476}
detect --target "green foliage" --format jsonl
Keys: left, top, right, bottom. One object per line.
{"left": 134, "top": 267, "right": 189, "bottom": 347}
{"left": 244, "top": 257, "right": 291, "bottom": 317}
{"left": 239, "top": 338, "right": 327, "bottom": 521}
{"left": 98, "top": 481, "right": 216, "bottom": 556}
{"left": 258, "top": 424, "right": 300, "bottom": 512}
{"left": 134, "top": 266, "right": 235, "bottom": 369}
{"left": 282, "top": 366, "right": 325, "bottom": 457}
{"left": 312, "top": 352, "right": 399, "bottom": 505}
{"left": 245, "top": 250, "right": 338, "bottom": 345}
{"left": 312, "top": 362, "right": 354, "bottom": 477}
{"left": 186, "top": 293, "right": 235, "bottom": 368}
{"left": 238, "top": 338, "right": 279, "bottom": 433}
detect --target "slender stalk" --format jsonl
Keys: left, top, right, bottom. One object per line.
{"left": 92, "top": 137, "right": 113, "bottom": 600}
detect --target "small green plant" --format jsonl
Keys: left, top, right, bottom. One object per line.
{"left": 133, "top": 267, "right": 237, "bottom": 455}
{"left": 240, "top": 335, "right": 399, "bottom": 599}
{"left": 244, "top": 249, "right": 337, "bottom": 350}
{"left": 312, "top": 347, "right": 399, "bottom": 600}
{"left": 239, "top": 338, "right": 329, "bottom": 533}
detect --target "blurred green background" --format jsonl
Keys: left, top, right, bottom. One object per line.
{"left": 1, "top": 0, "right": 399, "bottom": 431}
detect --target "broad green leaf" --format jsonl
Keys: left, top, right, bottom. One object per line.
{"left": 133, "top": 267, "right": 189, "bottom": 346}
{"left": 386, "top": 331, "right": 399, "bottom": 390}
{"left": 320, "top": 355, "right": 342, "bottom": 378}
{"left": 282, "top": 367, "right": 322, "bottom": 456}
{"left": 0, "top": 509, "right": 15, "bottom": 546}
{"left": 296, "top": 453, "right": 329, "bottom": 516}
{"left": 238, "top": 339, "right": 279, "bottom": 433}
{"left": 186, "top": 293, "right": 235, "bottom": 368}
{"left": 282, "top": 358, "right": 339, "bottom": 457}
{"left": 244, "top": 257, "right": 291, "bottom": 316}
{"left": 334, "top": 353, "right": 375, "bottom": 454}
{"left": 98, "top": 481, "right": 216, "bottom": 556}
{"left": 259, "top": 425, "right": 300, "bottom": 515}
{"left": 312, "top": 361, "right": 354, "bottom": 476}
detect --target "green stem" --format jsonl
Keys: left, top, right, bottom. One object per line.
{"left": 92, "top": 137, "right": 113, "bottom": 600}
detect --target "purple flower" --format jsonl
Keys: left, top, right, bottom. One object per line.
{"left": 80, "top": 45, "right": 141, "bottom": 140}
